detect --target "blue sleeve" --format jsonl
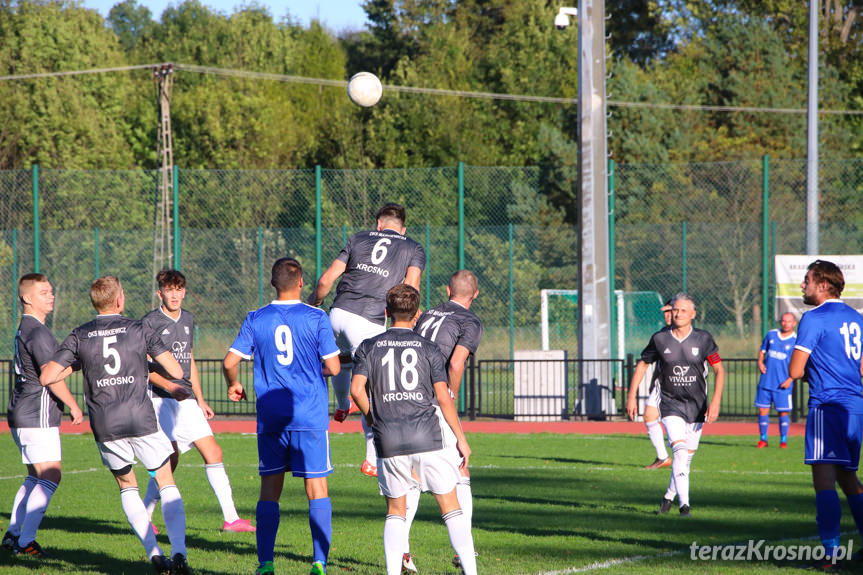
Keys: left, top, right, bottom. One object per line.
{"left": 760, "top": 332, "right": 771, "bottom": 353}
{"left": 317, "top": 311, "right": 339, "bottom": 359}
{"left": 795, "top": 312, "right": 820, "bottom": 353}
{"left": 229, "top": 312, "right": 256, "bottom": 359}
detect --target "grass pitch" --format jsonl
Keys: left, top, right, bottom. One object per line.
{"left": 0, "top": 430, "right": 854, "bottom": 574}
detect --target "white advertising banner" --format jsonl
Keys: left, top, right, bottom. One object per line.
{"left": 775, "top": 255, "right": 863, "bottom": 319}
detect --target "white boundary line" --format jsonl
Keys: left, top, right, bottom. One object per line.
{"left": 536, "top": 531, "right": 854, "bottom": 574}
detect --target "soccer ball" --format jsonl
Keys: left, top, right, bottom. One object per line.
{"left": 347, "top": 72, "right": 383, "bottom": 107}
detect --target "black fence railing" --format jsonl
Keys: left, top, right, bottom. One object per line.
{"left": 2, "top": 357, "right": 809, "bottom": 423}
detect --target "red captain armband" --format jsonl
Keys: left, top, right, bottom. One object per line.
{"left": 707, "top": 353, "right": 721, "bottom": 365}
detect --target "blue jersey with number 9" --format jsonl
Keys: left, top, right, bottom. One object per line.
{"left": 795, "top": 300, "right": 863, "bottom": 413}
{"left": 229, "top": 300, "right": 339, "bottom": 433}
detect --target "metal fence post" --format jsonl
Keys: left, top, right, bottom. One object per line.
{"left": 257, "top": 226, "right": 264, "bottom": 308}
{"left": 458, "top": 162, "right": 464, "bottom": 269}
{"left": 32, "top": 164, "right": 39, "bottom": 273}
{"left": 12, "top": 229, "right": 17, "bottom": 320}
{"left": 315, "top": 165, "right": 322, "bottom": 281}
{"left": 425, "top": 223, "right": 431, "bottom": 310}
{"left": 608, "top": 158, "right": 616, "bottom": 359}
{"left": 771, "top": 220, "right": 777, "bottom": 321}
{"left": 761, "top": 154, "right": 769, "bottom": 334}
{"left": 508, "top": 223, "right": 514, "bottom": 359}
{"left": 94, "top": 228, "right": 100, "bottom": 279}
{"left": 173, "top": 165, "right": 180, "bottom": 270}
{"left": 682, "top": 221, "right": 688, "bottom": 293}
{"left": 468, "top": 354, "right": 476, "bottom": 420}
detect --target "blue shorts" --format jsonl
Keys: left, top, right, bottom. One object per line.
{"left": 258, "top": 429, "right": 333, "bottom": 478}
{"left": 805, "top": 405, "right": 863, "bottom": 470}
{"left": 755, "top": 386, "right": 793, "bottom": 412}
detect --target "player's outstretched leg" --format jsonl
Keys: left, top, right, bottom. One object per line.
{"left": 16, "top": 475, "right": 58, "bottom": 556}
{"left": 195, "top": 437, "right": 254, "bottom": 532}
{"left": 3, "top": 474, "right": 37, "bottom": 551}
{"left": 779, "top": 412, "right": 790, "bottom": 448}
{"left": 645, "top": 416, "right": 670, "bottom": 469}
{"left": 757, "top": 410, "right": 770, "bottom": 448}
{"left": 402, "top": 485, "right": 421, "bottom": 573}
{"left": 331, "top": 361, "right": 353, "bottom": 421}
{"left": 670, "top": 443, "right": 691, "bottom": 516}
{"left": 119, "top": 486, "right": 163, "bottom": 560}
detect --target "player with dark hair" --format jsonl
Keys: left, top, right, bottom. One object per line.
{"left": 40, "top": 276, "right": 191, "bottom": 574}
{"left": 224, "top": 257, "right": 341, "bottom": 575}
{"left": 309, "top": 202, "right": 425, "bottom": 477}
{"left": 632, "top": 293, "right": 724, "bottom": 517}
{"left": 401, "top": 269, "right": 482, "bottom": 573}
{"left": 2, "top": 274, "right": 83, "bottom": 558}
{"left": 142, "top": 269, "right": 254, "bottom": 533}
{"left": 789, "top": 260, "right": 863, "bottom": 569}
{"left": 351, "top": 284, "right": 477, "bottom": 575}
{"left": 626, "top": 299, "right": 673, "bottom": 469}
{"left": 755, "top": 312, "right": 797, "bottom": 449}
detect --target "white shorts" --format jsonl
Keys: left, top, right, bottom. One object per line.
{"left": 11, "top": 427, "right": 61, "bottom": 465}
{"left": 661, "top": 415, "right": 703, "bottom": 451}
{"left": 151, "top": 396, "right": 213, "bottom": 453}
{"left": 329, "top": 307, "right": 386, "bottom": 357}
{"left": 98, "top": 430, "right": 175, "bottom": 472}
{"left": 646, "top": 383, "right": 662, "bottom": 409}
{"left": 378, "top": 448, "right": 461, "bottom": 499}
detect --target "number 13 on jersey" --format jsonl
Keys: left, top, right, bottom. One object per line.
{"left": 840, "top": 321, "right": 862, "bottom": 360}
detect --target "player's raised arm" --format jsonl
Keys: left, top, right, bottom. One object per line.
{"left": 222, "top": 350, "right": 247, "bottom": 402}
{"left": 308, "top": 259, "right": 347, "bottom": 307}
{"left": 404, "top": 266, "right": 422, "bottom": 291}
{"left": 626, "top": 361, "right": 649, "bottom": 421}
{"left": 147, "top": 368, "right": 191, "bottom": 401}
{"left": 152, "top": 350, "right": 184, "bottom": 382}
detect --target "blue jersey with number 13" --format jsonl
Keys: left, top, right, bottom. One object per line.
{"left": 795, "top": 299, "right": 863, "bottom": 413}
{"left": 229, "top": 300, "right": 339, "bottom": 433}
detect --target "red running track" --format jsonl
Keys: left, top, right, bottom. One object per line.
{"left": 0, "top": 419, "right": 806, "bottom": 436}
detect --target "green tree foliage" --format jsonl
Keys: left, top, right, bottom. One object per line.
{"left": 0, "top": 0, "right": 137, "bottom": 169}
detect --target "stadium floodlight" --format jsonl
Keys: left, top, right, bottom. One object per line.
{"left": 554, "top": 7, "right": 578, "bottom": 30}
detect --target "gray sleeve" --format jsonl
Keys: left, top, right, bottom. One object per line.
{"left": 428, "top": 344, "right": 448, "bottom": 384}
{"left": 53, "top": 332, "right": 80, "bottom": 368}
{"left": 410, "top": 241, "right": 426, "bottom": 270}
{"left": 28, "top": 327, "right": 59, "bottom": 368}
{"left": 144, "top": 324, "right": 170, "bottom": 358}
{"left": 459, "top": 316, "right": 483, "bottom": 354}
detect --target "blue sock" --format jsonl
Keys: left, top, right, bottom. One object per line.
{"left": 815, "top": 490, "right": 842, "bottom": 557}
{"left": 779, "top": 414, "right": 790, "bottom": 443}
{"left": 758, "top": 414, "right": 769, "bottom": 441}
{"left": 846, "top": 492, "right": 863, "bottom": 540}
{"left": 308, "top": 497, "right": 332, "bottom": 564}
{"left": 256, "top": 500, "right": 280, "bottom": 566}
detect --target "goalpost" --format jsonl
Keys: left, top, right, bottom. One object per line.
{"left": 540, "top": 289, "right": 664, "bottom": 359}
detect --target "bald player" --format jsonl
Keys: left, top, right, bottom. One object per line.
{"left": 755, "top": 312, "right": 797, "bottom": 448}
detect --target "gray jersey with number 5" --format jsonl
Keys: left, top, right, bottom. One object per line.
{"left": 53, "top": 315, "right": 170, "bottom": 442}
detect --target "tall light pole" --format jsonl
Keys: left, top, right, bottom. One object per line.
{"left": 806, "top": 0, "right": 819, "bottom": 255}
{"left": 555, "top": 4, "right": 612, "bottom": 367}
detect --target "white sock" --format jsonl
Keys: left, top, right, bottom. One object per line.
{"left": 361, "top": 417, "right": 377, "bottom": 463}
{"left": 159, "top": 485, "right": 186, "bottom": 557}
{"left": 18, "top": 479, "right": 57, "bottom": 545}
{"left": 443, "top": 509, "right": 476, "bottom": 575}
{"left": 383, "top": 514, "right": 407, "bottom": 575}
{"left": 646, "top": 420, "right": 668, "bottom": 460}
{"left": 403, "top": 486, "right": 421, "bottom": 553}
{"left": 7, "top": 475, "right": 37, "bottom": 537}
{"left": 205, "top": 463, "right": 239, "bottom": 523}
{"left": 120, "top": 487, "right": 161, "bottom": 558}
{"left": 671, "top": 444, "right": 690, "bottom": 507}
{"left": 331, "top": 364, "right": 352, "bottom": 411}
{"left": 457, "top": 480, "right": 473, "bottom": 525}
{"left": 664, "top": 474, "right": 677, "bottom": 501}
{"left": 143, "top": 477, "right": 161, "bottom": 520}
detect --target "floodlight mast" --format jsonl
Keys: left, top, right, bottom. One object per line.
{"left": 554, "top": 3, "right": 612, "bottom": 406}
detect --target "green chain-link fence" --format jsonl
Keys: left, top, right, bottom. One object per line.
{"left": 0, "top": 158, "right": 860, "bottom": 363}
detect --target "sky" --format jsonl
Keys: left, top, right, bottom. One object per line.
{"left": 81, "top": 0, "right": 369, "bottom": 32}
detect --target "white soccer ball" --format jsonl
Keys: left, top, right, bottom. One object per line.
{"left": 347, "top": 72, "right": 383, "bottom": 107}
